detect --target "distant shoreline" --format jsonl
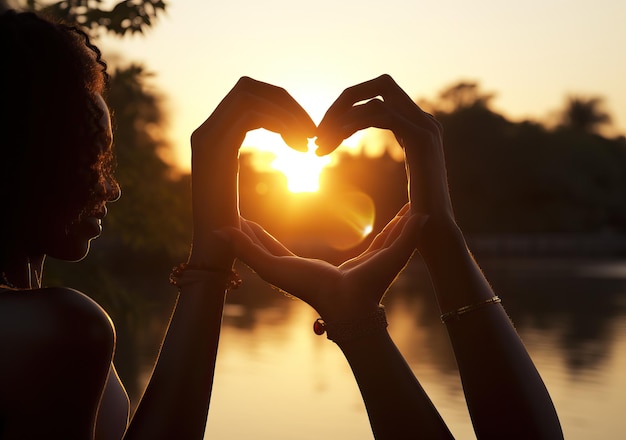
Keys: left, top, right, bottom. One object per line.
{"left": 467, "top": 233, "right": 626, "bottom": 257}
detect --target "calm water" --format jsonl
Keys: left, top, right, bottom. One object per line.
{"left": 140, "top": 256, "right": 626, "bottom": 439}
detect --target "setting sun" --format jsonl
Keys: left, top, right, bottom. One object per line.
{"left": 241, "top": 125, "right": 369, "bottom": 194}
{"left": 270, "top": 139, "right": 331, "bottom": 193}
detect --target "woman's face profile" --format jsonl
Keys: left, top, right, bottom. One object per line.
{"left": 39, "top": 94, "right": 119, "bottom": 262}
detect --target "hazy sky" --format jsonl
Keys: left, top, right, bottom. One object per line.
{"left": 102, "top": 0, "right": 626, "bottom": 170}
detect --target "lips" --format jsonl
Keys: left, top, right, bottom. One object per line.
{"left": 84, "top": 216, "right": 102, "bottom": 237}
{"left": 80, "top": 204, "right": 107, "bottom": 238}
{"left": 92, "top": 204, "right": 108, "bottom": 220}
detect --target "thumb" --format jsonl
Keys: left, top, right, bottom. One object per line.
{"left": 216, "top": 227, "right": 332, "bottom": 300}
{"left": 355, "top": 213, "right": 429, "bottom": 293}
{"left": 215, "top": 226, "right": 267, "bottom": 264}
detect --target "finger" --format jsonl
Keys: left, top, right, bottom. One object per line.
{"left": 316, "top": 108, "right": 438, "bottom": 157}
{"left": 239, "top": 219, "right": 270, "bottom": 251}
{"left": 321, "top": 74, "right": 412, "bottom": 125}
{"left": 236, "top": 77, "right": 316, "bottom": 131}
{"left": 197, "top": 77, "right": 316, "bottom": 152}
{"left": 222, "top": 227, "right": 339, "bottom": 304}
{"left": 352, "top": 214, "right": 429, "bottom": 293}
{"left": 316, "top": 75, "right": 411, "bottom": 152}
{"left": 221, "top": 226, "right": 287, "bottom": 271}
{"left": 340, "top": 209, "right": 411, "bottom": 270}
{"left": 241, "top": 218, "right": 295, "bottom": 257}
{"left": 315, "top": 97, "right": 428, "bottom": 155}
{"left": 379, "top": 209, "right": 415, "bottom": 250}
{"left": 236, "top": 77, "right": 316, "bottom": 151}
{"left": 423, "top": 111, "right": 444, "bottom": 135}
{"left": 360, "top": 204, "right": 411, "bottom": 254}
{"left": 315, "top": 99, "right": 395, "bottom": 154}
{"left": 368, "top": 213, "right": 404, "bottom": 248}
{"left": 226, "top": 94, "right": 310, "bottom": 152}
{"left": 397, "top": 202, "right": 411, "bottom": 216}
{"left": 316, "top": 75, "right": 437, "bottom": 154}
{"left": 195, "top": 94, "right": 307, "bottom": 152}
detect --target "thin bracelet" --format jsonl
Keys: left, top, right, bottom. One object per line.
{"left": 313, "top": 306, "right": 388, "bottom": 343}
{"left": 169, "top": 263, "right": 242, "bottom": 291}
{"left": 440, "top": 296, "right": 501, "bottom": 323}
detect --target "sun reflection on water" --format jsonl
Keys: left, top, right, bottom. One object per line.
{"left": 202, "top": 258, "right": 626, "bottom": 439}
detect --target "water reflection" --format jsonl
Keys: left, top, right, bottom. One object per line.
{"left": 131, "top": 257, "right": 626, "bottom": 439}
{"left": 480, "top": 258, "right": 626, "bottom": 375}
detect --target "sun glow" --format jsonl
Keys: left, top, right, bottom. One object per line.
{"left": 270, "top": 139, "right": 331, "bottom": 193}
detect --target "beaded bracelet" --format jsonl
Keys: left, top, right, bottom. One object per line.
{"left": 169, "top": 263, "right": 242, "bottom": 291}
{"left": 440, "top": 296, "right": 501, "bottom": 323}
{"left": 313, "top": 306, "right": 388, "bottom": 344}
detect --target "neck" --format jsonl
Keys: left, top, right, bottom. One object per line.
{"left": 1, "top": 254, "right": 46, "bottom": 289}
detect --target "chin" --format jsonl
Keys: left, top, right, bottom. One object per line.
{"left": 48, "top": 239, "right": 94, "bottom": 262}
{"left": 40, "top": 215, "right": 102, "bottom": 262}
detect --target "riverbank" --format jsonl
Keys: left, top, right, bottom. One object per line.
{"left": 467, "top": 233, "right": 626, "bottom": 257}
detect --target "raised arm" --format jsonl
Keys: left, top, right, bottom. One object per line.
{"left": 226, "top": 209, "right": 453, "bottom": 438}
{"left": 123, "top": 77, "right": 315, "bottom": 439}
{"left": 317, "top": 74, "right": 563, "bottom": 439}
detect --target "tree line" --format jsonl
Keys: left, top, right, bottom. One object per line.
{"left": 14, "top": 0, "right": 626, "bottom": 400}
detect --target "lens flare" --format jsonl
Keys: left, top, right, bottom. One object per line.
{"left": 324, "top": 191, "right": 376, "bottom": 250}
{"left": 362, "top": 224, "right": 373, "bottom": 237}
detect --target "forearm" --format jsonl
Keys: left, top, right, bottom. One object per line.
{"left": 126, "top": 150, "right": 236, "bottom": 438}
{"left": 418, "top": 221, "right": 563, "bottom": 439}
{"left": 188, "top": 152, "right": 239, "bottom": 267}
{"left": 190, "top": 152, "right": 239, "bottom": 236}
{"left": 336, "top": 331, "right": 453, "bottom": 440}
{"left": 124, "top": 278, "right": 228, "bottom": 439}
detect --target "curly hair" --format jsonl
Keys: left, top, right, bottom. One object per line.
{"left": 0, "top": 9, "right": 118, "bottom": 247}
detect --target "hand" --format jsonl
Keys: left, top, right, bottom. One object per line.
{"left": 187, "top": 77, "right": 316, "bottom": 267}
{"left": 315, "top": 74, "right": 454, "bottom": 221}
{"left": 223, "top": 204, "right": 427, "bottom": 323}
{"left": 191, "top": 76, "right": 316, "bottom": 157}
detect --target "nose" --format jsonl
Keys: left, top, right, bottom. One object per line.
{"left": 97, "top": 178, "right": 121, "bottom": 202}
{"left": 106, "top": 179, "right": 122, "bottom": 202}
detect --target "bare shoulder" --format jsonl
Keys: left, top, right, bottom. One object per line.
{"left": 0, "top": 287, "right": 116, "bottom": 438}
{"left": 0, "top": 286, "right": 115, "bottom": 346}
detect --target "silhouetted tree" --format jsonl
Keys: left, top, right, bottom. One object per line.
{"left": 433, "top": 81, "right": 496, "bottom": 113}
{"left": 8, "top": 0, "right": 166, "bottom": 36}
{"left": 424, "top": 82, "right": 626, "bottom": 236}
{"left": 559, "top": 95, "right": 612, "bottom": 134}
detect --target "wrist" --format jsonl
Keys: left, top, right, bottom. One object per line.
{"left": 187, "top": 253, "right": 234, "bottom": 272}
{"left": 170, "top": 262, "right": 242, "bottom": 291}
{"left": 416, "top": 216, "right": 466, "bottom": 260}
{"left": 192, "top": 155, "right": 238, "bottom": 182}
{"left": 188, "top": 234, "right": 235, "bottom": 271}
{"left": 189, "top": 126, "right": 239, "bottom": 164}
{"left": 313, "top": 305, "right": 388, "bottom": 345}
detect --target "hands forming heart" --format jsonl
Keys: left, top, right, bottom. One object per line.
{"left": 180, "top": 75, "right": 563, "bottom": 440}
{"left": 188, "top": 74, "right": 456, "bottom": 327}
